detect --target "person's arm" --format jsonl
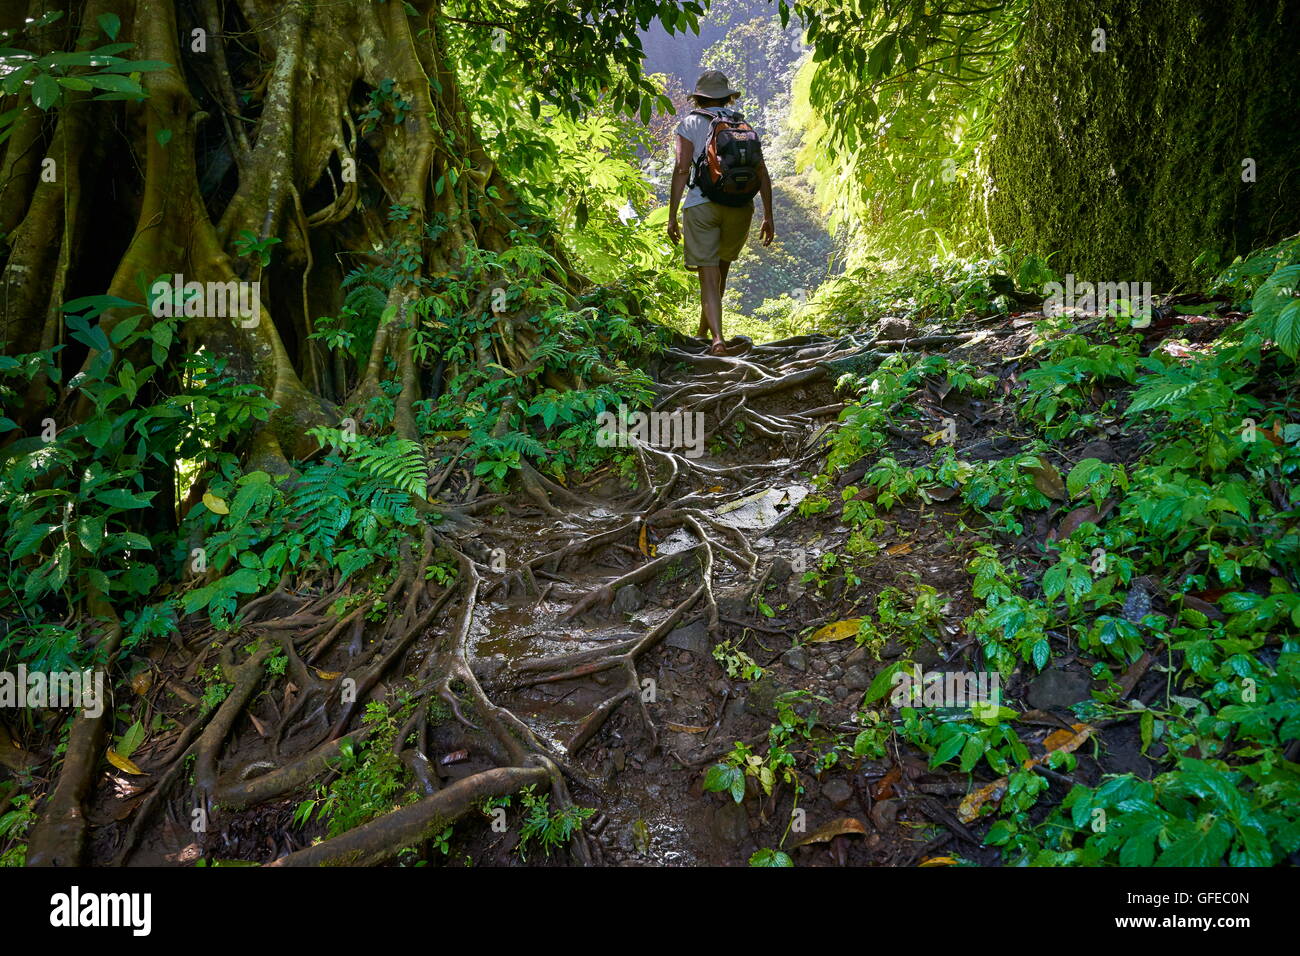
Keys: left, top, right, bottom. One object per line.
{"left": 667, "top": 133, "right": 693, "bottom": 244}
{"left": 757, "top": 161, "right": 775, "bottom": 245}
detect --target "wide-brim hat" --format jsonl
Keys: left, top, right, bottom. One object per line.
{"left": 692, "top": 70, "right": 740, "bottom": 99}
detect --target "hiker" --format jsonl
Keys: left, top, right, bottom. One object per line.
{"left": 667, "top": 70, "right": 775, "bottom": 356}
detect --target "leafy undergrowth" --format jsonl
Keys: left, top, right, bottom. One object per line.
{"left": 0, "top": 226, "right": 666, "bottom": 866}
{"left": 712, "top": 236, "right": 1300, "bottom": 867}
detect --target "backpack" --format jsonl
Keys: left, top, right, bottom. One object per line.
{"left": 688, "top": 108, "right": 764, "bottom": 207}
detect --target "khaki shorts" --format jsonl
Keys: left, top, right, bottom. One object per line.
{"left": 683, "top": 201, "right": 754, "bottom": 269}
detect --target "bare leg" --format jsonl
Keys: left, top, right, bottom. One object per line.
{"left": 698, "top": 265, "right": 724, "bottom": 353}
{"left": 700, "top": 261, "right": 732, "bottom": 338}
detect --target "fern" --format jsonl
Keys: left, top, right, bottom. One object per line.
{"left": 350, "top": 437, "right": 428, "bottom": 498}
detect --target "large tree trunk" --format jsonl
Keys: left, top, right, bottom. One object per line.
{"left": 1, "top": 0, "right": 579, "bottom": 463}
{"left": 3, "top": 0, "right": 594, "bottom": 866}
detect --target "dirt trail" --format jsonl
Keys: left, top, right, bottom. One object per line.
{"left": 83, "top": 329, "right": 994, "bottom": 868}
{"left": 445, "top": 332, "right": 872, "bottom": 865}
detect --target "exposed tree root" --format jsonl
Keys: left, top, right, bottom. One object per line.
{"left": 266, "top": 763, "right": 553, "bottom": 867}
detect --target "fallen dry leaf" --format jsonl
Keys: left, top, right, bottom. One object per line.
{"left": 807, "top": 618, "right": 864, "bottom": 643}
{"left": 918, "top": 856, "right": 958, "bottom": 867}
{"left": 1052, "top": 498, "right": 1115, "bottom": 540}
{"left": 314, "top": 668, "right": 341, "bottom": 680}
{"left": 106, "top": 748, "right": 147, "bottom": 776}
{"left": 958, "top": 723, "right": 1094, "bottom": 823}
{"left": 957, "top": 778, "right": 1009, "bottom": 823}
{"left": 921, "top": 485, "right": 959, "bottom": 502}
{"left": 885, "top": 541, "right": 913, "bottom": 556}
{"left": 664, "top": 722, "right": 709, "bottom": 734}
{"left": 1027, "top": 456, "right": 1067, "bottom": 500}
{"left": 791, "top": 817, "right": 868, "bottom": 848}
{"left": 872, "top": 766, "right": 902, "bottom": 800}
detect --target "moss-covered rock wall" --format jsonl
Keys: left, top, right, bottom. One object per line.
{"left": 986, "top": 0, "right": 1300, "bottom": 286}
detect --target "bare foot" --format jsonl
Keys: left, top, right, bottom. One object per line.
{"left": 708, "top": 339, "right": 729, "bottom": 356}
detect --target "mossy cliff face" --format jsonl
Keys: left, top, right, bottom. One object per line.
{"left": 986, "top": 0, "right": 1300, "bottom": 286}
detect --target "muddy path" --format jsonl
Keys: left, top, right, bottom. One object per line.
{"left": 76, "top": 325, "right": 1075, "bottom": 867}
{"left": 455, "top": 333, "right": 855, "bottom": 864}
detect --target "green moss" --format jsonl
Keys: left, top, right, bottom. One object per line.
{"left": 986, "top": 0, "right": 1300, "bottom": 286}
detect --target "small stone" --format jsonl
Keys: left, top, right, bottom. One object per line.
{"left": 1027, "top": 668, "right": 1091, "bottom": 710}
{"left": 678, "top": 651, "right": 693, "bottom": 665}
{"left": 834, "top": 685, "right": 849, "bottom": 700}
{"left": 782, "top": 647, "right": 809, "bottom": 672}
{"left": 710, "top": 800, "right": 751, "bottom": 844}
{"left": 821, "top": 778, "right": 853, "bottom": 807}
{"left": 612, "top": 584, "right": 645, "bottom": 615}
{"left": 844, "top": 664, "right": 872, "bottom": 691}
{"left": 845, "top": 646, "right": 869, "bottom": 667}
{"left": 666, "top": 620, "right": 710, "bottom": 657}
{"left": 811, "top": 658, "right": 829, "bottom": 676}
{"left": 745, "top": 677, "right": 791, "bottom": 718}
{"left": 610, "top": 748, "right": 626, "bottom": 772}
{"left": 769, "top": 555, "right": 794, "bottom": 584}
{"left": 1121, "top": 578, "right": 1154, "bottom": 623}
{"left": 880, "top": 638, "right": 906, "bottom": 660}
{"left": 1076, "top": 439, "right": 1119, "bottom": 463}
{"left": 877, "top": 316, "right": 918, "bottom": 340}
{"left": 826, "top": 664, "right": 843, "bottom": 681}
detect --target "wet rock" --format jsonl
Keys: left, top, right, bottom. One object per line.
{"left": 870, "top": 799, "right": 900, "bottom": 829}
{"left": 1121, "top": 577, "right": 1155, "bottom": 623}
{"left": 710, "top": 801, "right": 751, "bottom": 844}
{"left": 781, "top": 647, "right": 809, "bottom": 672}
{"left": 1027, "top": 667, "right": 1091, "bottom": 710}
{"left": 834, "top": 685, "right": 849, "bottom": 700}
{"left": 821, "top": 778, "right": 853, "bottom": 808}
{"left": 1100, "top": 726, "right": 1157, "bottom": 778}
{"left": 844, "top": 665, "right": 872, "bottom": 691}
{"left": 880, "top": 638, "right": 907, "bottom": 660}
{"left": 964, "top": 436, "right": 1024, "bottom": 462}
{"left": 726, "top": 695, "right": 747, "bottom": 718}
{"left": 769, "top": 555, "right": 794, "bottom": 584}
{"left": 715, "top": 593, "right": 749, "bottom": 618}
{"left": 826, "top": 664, "right": 843, "bottom": 681}
{"left": 666, "top": 620, "right": 710, "bottom": 657}
{"left": 877, "top": 316, "right": 918, "bottom": 340}
{"left": 745, "top": 677, "right": 792, "bottom": 718}
{"left": 612, "top": 584, "right": 645, "bottom": 616}
{"left": 1076, "top": 439, "right": 1119, "bottom": 463}
{"left": 610, "top": 748, "right": 626, "bottom": 772}
{"left": 913, "top": 642, "right": 943, "bottom": 668}
{"left": 845, "top": 646, "right": 869, "bottom": 667}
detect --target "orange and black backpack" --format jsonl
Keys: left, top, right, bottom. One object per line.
{"left": 689, "top": 108, "right": 764, "bottom": 207}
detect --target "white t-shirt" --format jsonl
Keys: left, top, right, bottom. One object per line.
{"left": 675, "top": 107, "right": 745, "bottom": 209}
